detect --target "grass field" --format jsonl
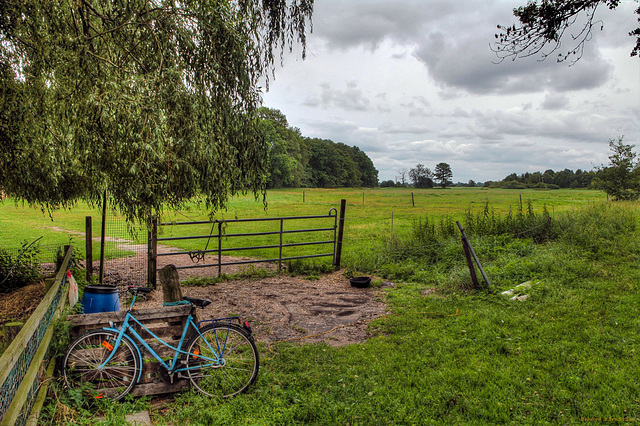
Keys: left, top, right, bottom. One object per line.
{"left": 7, "top": 188, "right": 639, "bottom": 425}
{"left": 0, "top": 187, "right": 606, "bottom": 264}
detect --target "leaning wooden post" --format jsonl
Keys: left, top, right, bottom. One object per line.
{"left": 85, "top": 216, "right": 93, "bottom": 282}
{"left": 159, "top": 264, "right": 183, "bottom": 304}
{"left": 411, "top": 192, "right": 415, "bottom": 207}
{"left": 456, "top": 221, "right": 491, "bottom": 289}
{"left": 461, "top": 236, "right": 479, "bottom": 290}
{"left": 334, "top": 199, "right": 347, "bottom": 270}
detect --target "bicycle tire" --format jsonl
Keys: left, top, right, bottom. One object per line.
{"left": 63, "top": 329, "right": 140, "bottom": 401}
{"left": 184, "top": 323, "right": 259, "bottom": 398}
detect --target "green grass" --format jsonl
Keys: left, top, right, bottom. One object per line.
{"left": 8, "top": 188, "right": 637, "bottom": 424}
{"left": 147, "top": 202, "right": 640, "bottom": 425}
{"left": 0, "top": 187, "right": 606, "bottom": 266}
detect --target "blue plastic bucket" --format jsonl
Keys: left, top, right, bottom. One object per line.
{"left": 81, "top": 285, "right": 120, "bottom": 313}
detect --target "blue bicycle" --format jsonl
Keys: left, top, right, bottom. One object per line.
{"left": 63, "top": 286, "right": 259, "bottom": 401}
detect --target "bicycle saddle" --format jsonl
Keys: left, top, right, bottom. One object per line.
{"left": 183, "top": 296, "right": 212, "bottom": 308}
{"left": 128, "top": 286, "right": 152, "bottom": 294}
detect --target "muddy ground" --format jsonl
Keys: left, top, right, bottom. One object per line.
{"left": 135, "top": 269, "right": 390, "bottom": 346}
{"left": 1, "top": 248, "right": 392, "bottom": 347}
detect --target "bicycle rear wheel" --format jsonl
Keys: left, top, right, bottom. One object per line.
{"left": 63, "top": 330, "right": 140, "bottom": 401}
{"left": 184, "top": 324, "right": 259, "bottom": 397}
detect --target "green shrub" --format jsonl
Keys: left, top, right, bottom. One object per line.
{"left": 554, "top": 202, "right": 637, "bottom": 258}
{"left": 0, "top": 243, "right": 41, "bottom": 293}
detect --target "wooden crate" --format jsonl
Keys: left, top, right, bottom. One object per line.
{"left": 67, "top": 305, "right": 196, "bottom": 397}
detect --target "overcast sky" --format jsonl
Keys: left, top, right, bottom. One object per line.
{"left": 261, "top": 0, "right": 640, "bottom": 183}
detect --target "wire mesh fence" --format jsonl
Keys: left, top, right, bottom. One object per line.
{"left": 97, "top": 209, "right": 148, "bottom": 289}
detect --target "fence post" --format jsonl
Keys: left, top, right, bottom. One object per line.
{"left": 412, "top": 192, "right": 415, "bottom": 207}
{"left": 85, "top": 216, "right": 92, "bottom": 282}
{"left": 278, "top": 219, "right": 284, "bottom": 272}
{"left": 456, "top": 221, "right": 491, "bottom": 289}
{"left": 99, "top": 190, "right": 107, "bottom": 285}
{"left": 148, "top": 217, "right": 157, "bottom": 289}
{"left": 390, "top": 212, "right": 394, "bottom": 242}
{"left": 334, "top": 199, "right": 347, "bottom": 270}
{"left": 217, "top": 221, "right": 222, "bottom": 277}
{"left": 519, "top": 194, "right": 523, "bottom": 213}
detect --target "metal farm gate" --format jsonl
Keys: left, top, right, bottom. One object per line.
{"left": 147, "top": 200, "right": 346, "bottom": 287}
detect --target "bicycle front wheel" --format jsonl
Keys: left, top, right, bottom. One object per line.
{"left": 184, "top": 324, "right": 259, "bottom": 397}
{"left": 63, "top": 330, "right": 140, "bottom": 401}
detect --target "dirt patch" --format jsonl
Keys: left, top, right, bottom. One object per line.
{"left": 136, "top": 270, "right": 390, "bottom": 347}
{"left": 2, "top": 226, "right": 391, "bottom": 347}
{"left": 0, "top": 281, "right": 46, "bottom": 325}
{"left": 104, "top": 248, "right": 392, "bottom": 346}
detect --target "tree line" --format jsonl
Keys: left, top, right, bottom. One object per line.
{"left": 260, "top": 108, "right": 379, "bottom": 188}
{"left": 485, "top": 168, "right": 596, "bottom": 189}
{"left": 380, "top": 163, "right": 454, "bottom": 189}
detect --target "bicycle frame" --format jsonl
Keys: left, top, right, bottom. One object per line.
{"left": 97, "top": 293, "right": 238, "bottom": 382}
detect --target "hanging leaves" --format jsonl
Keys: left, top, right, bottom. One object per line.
{"left": 0, "top": 0, "right": 313, "bottom": 223}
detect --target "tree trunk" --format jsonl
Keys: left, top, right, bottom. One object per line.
{"left": 158, "top": 264, "right": 183, "bottom": 304}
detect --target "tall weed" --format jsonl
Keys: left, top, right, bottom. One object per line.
{"left": 0, "top": 242, "right": 41, "bottom": 293}
{"left": 362, "top": 201, "right": 637, "bottom": 289}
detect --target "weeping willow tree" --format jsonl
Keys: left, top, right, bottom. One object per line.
{"left": 0, "top": 0, "right": 313, "bottom": 222}
{"left": 493, "top": 0, "right": 640, "bottom": 63}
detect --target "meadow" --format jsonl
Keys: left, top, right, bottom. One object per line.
{"left": 0, "top": 187, "right": 605, "bottom": 264}
{"left": 4, "top": 187, "right": 639, "bottom": 425}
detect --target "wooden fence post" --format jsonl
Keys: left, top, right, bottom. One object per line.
{"left": 99, "top": 190, "right": 107, "bottom": 284}
{"left": 334, "top": 199, "right": 347, "bottom": 270}
{"left": 159, "top": 264, "right": 183, "bottom": 303}
{"left": 85, "top": 216, "right": 92, "bottom": 282}
{"left": 456, "top": 221, "right": 491, "bottom": 289}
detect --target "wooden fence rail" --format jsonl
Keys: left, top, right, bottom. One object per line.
{"left": 0, "top": 246, "right": 73, "bottom": 426}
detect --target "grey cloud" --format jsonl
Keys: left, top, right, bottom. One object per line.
{"left": 467, "top": 107, "right": 621, "bottom": 145}
{"left": 379, "top": 124, "right": 431, "bottom": 134}
{"left": 541, "top": 93, "right": 570, "bottom": 110}
{"left": 303, "top": 82, "right": 372, "bottom": 111}
{"left": 412, "top": 27, "right": 612, "bottom": 95}
{"left": 312, "top": 0, "right": 456, "bottom": 50}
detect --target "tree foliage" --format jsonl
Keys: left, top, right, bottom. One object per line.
{"left": 259, "top": 108, "right": 379, "bottom": 188}
{"left": 434, "top": 162, "right": 453, "bottom": 188}
{"left": 595, "top": 136, "right": 640, "bottom": 201}
{"left": 0, "top": 0, "right": 313, "bottom": 222}
{"left": 409, "top": 164, "right": 434, "bottom": 189}
{"left": 491, "top": 168, "right": 596, "bottom": 189}
{"left": 493, "top": 0, "right": 640, "bottom": 63}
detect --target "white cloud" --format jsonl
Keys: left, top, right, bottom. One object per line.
{"left": 262, "top": 0, "right": 640, "bottom": 183}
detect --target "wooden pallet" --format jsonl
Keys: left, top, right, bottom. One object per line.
{"left": 67, "top": 305, "right": 196, "bottom": 397}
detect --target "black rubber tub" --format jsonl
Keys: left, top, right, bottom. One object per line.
{"left": 349, "top": 276, "right": 371, "bottom": 288}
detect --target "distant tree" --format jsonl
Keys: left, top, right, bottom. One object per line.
{"left": 494, "top": 1, "right": 640, "bottom": 63}
{"left": 259, "top": 108, "right": 379, "bottom": 189}
{"left": 409, "top": 164, "right": 434, "bottom": 189}
{"left": 467, "top": 179, "right": 476, "bottom": 187}
{"left": 380, "top": 180, "right": 395, "bottom": 188}
{"left": 349, "top": 146, "right": 379, "bottom": 187}
{"left": 397, "top": 168, "right": 409, "bottom": 186}
{"left": 434, "top": 163, "right": 453, "bottom": 188}
{"left": 595, "top": 137, "right": 640, "bottom": 201}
